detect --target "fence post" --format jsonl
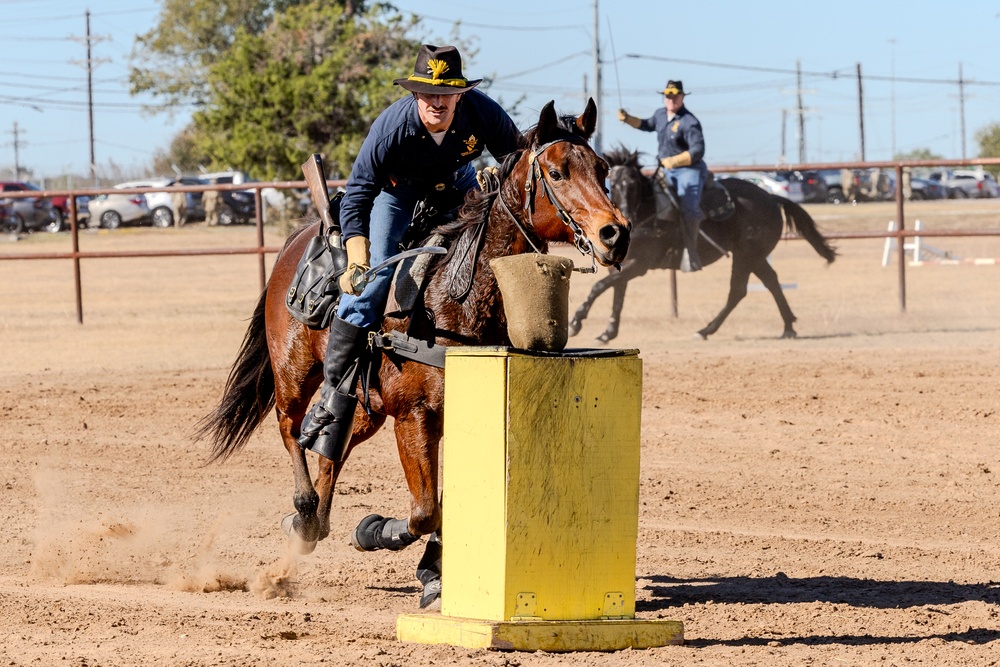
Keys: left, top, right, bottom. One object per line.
{"left": 895, "top": 164, "right": 906, "bottom": 312}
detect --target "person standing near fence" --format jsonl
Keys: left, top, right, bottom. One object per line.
{"left": 171, "top": 189, "right": 187, "bottom": 228}
{"left": 203, "top": 179, "right": 219, "bottom": 226}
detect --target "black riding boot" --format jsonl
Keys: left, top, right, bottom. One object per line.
{"left": 298, "top": 316, "right": 368, "bottom": 461}
{"left": 680, "top": 213, "right": 704, "bottom": 272}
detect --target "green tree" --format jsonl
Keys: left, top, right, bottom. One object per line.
{"left": 129, "top": 0, "right": 361, "bottom": 109}
{"left": 188, "top": 1, "right": 418, "bottom": 180}
{"left": 894, "top": 148, "right": 943, "bottom": 162}
{"left": 975, "top": 122, "right": 1000, "bottom": 177}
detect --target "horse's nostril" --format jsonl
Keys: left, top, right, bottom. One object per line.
{"left": 599, "top": 224, "right": 620, "bottom": 246}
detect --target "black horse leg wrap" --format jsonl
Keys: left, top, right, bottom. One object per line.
{"left": 353, "top": 514, "right": 419, "bottom": 552}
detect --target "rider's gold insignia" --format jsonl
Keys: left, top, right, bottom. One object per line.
{"left": 672, "top": 121, "right": 680, "bottom": 132}
{"left": 427, "top": 59, "right": 450, "bottom": 80}
{"left": 461, "top": 135, "right": 479, "bottom": 156}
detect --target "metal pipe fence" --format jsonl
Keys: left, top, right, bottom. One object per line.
{"left": 1, "top": 158, "right": 998, "bottom": 323}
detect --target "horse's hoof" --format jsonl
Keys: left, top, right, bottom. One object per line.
{"left": 568, "top": 320, "right": 582, "bottom": 337}
{"left": 419, "top": 577, "right": 442, "bottom": 610}
{"left": 781, "top": 330, "right": 798, "bottom": 339}
{"left": 281, "top": 513, "right": 317, "bottom": 555}
{"left": 694, "top": 331, "right": 709, "bottom": 340}
{"left": 595, "top": 333, "right": 613, "bottom": 345}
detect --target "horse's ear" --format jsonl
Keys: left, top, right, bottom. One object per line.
{"left": 575, "top": 97, "right": 598, "bottom": 139}
{"left": 536, "top": 100, "right": 558, "bottom": 144}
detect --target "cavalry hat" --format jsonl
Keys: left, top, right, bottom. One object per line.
{"left": 394, "top": 44, "right": 482, "bottom": 95}
{"left": 661, "top": 80, "right": 687, "bottom": 96}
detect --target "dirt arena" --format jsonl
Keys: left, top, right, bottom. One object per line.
{"left": 2, "top": 199, "right": 999, "bottom": 666}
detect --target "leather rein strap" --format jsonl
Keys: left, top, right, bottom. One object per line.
{"left": 495, "top": 138, "right": 599, "bottom": 273}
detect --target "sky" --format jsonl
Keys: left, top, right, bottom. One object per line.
{"left": 2, "top": 0, "right": 1000, "bottom": 182}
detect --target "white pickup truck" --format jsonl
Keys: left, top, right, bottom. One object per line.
{"left": 928, "top": 168, "right": 999, "bottom": 199}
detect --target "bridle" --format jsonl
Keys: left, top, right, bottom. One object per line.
{"left": 495, "top": 138, "right": 601, "bottom": 273}
{"left": 609, "top": 164, "right": 657, "bottom": 228}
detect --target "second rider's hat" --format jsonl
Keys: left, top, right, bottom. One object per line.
{"left": 661, "top": 80, "right": 687, "bottom": 96}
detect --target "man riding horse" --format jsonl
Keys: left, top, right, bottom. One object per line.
{"left": 298, "top": 44, "right": 523, "bottom": 465}
{"left": 618, "top": 79, "right": 706, "bottom": 272}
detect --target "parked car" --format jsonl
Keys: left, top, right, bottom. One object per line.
{"left": 909, "top": 177, "right": 948, "bottom": 200}
{"left": 50, "top": 193, "right": 90, "bottom": 227}
{"left": 115, "top": 177, "right": 205, "bottom": 227}
{"left": 928, "top": 169, "right": 998, "bottom": 199}
{"left": 817, "top": 169, "right": 848, "bottom": 203}
{"left": 198, "top": 172, "right": 257, "bottom": 225}
{"left": 200, "top": 170, "right": 287, "bottom": 208}
{"left": 87, "top": 192, "right": 151, "bottom": 229}
{"left": 0, "top": 181, "right": 64, "bottom": 233}
{"left": 734, "top": 171, "right": 804, "bottom": 203}
{"left": 774, "top": 170, "right": 828, "bottom": 203}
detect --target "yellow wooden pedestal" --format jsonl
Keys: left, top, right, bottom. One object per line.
{"left": 397, "top": 347, "right": 683, "bottom": 652}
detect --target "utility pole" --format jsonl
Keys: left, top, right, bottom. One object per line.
{"left": 889, "top": 38, "right": 896, "bottom": 158}
{"left": 592, "top": 0, "right": 603, "bottom": 155}
{"left": 7, "top": 122, "right": 25, "bottom": 180}
{"left": 958, "top": 62, "right": 966, "bottom": 160}
{"left": 796, "top": 60, "right": 806, "bottom": 163}
{"left": 780, "top": 109, "right": 787, "bottom": 163}
{"left": 70, "top": 10, "right": 109, "bottom": 183}
{"left": 856, "top": 63, "right": 866, "bottom": 162}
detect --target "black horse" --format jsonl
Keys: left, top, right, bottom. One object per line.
{"left": 568, "top": 148, "right": 837, "bottom": 341}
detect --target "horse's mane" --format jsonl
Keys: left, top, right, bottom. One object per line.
{"left": 604, "top": 144, "right": 643, "bottom": 170}
{"left": 431, "top": 114, "right": 592, "bottom": 244}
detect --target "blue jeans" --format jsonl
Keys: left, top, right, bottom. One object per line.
{"left": 337, "top": 166, "right": 478, "bottom": 327}
{"left": 664, "top": 162, "right": 708, "bottom": 225}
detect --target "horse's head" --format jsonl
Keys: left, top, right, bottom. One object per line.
{"left": 605, "top": 146, "right": 653, "bottom": 229}
{"left": 507, "top": 99, "right": 631, "bottom": 267}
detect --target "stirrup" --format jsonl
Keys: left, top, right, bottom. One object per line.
{"left": 298, "top": 390, "right": 357, "bottom": 461}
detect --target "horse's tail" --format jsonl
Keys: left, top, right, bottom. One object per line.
{"left": 775, "top": 197, "right": 837, "bottom": 264}
{"left": 195, "top": 286, "right": 276, "bottom": 464}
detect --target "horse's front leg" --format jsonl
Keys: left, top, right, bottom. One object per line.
{"left": 569, "top": 266, "right": 627, "bottom": 336}
{"left": 351, "top": 406, "right": 441, "bottom": 550}
{"left": 350, "top": 403, "right": 443, "bottom": 607}
{"left": 593, "top": 259, "right": 648, "bottom": 343}
{"left": 312, "top": 407, "right": 387, "bottom": 542}
{"left": 597, "top": 279, "right": 629, "bottom": 343}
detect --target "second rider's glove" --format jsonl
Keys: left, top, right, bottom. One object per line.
{"left": 660, "top": 151, "right": 693, "bottom": 170}
{"left": 339, "top": 235, "right": 371, "bottom": 295}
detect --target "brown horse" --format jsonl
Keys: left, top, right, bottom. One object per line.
{"left": 198, "top": 99, "right": 630, "bottom": 604}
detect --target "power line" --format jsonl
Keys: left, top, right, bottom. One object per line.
{"left": 626, "top": 53, "right": 1000, "bottom": 87}
{"left": 413, "top": 13, "right": 586, "bottom": 32}
{"left": 493, "top": 51, "right": 590, "bottom": 81}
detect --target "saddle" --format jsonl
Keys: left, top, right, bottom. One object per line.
{"left": 654, "top": 170, "right": 735, "bottom": 223}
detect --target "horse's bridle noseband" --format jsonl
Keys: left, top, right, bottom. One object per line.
{"left": 496, "top": 138, "right": 601, "bottom": 273}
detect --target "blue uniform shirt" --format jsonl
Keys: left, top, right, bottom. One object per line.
{"left": 340, "top": 89, "right": 521, "bottom": 240}
{"left": 637, "top": 106, "right": 705, "bottom": 166}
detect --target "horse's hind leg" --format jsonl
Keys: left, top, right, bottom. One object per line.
{"left": 751, "top": 259, "right": 798, "bottom": 338}
{"left": 697, "top": 259, "right": 753, "bottom": 339}
{"left": 276, "top": 393, "right": 326, "bottom": 552}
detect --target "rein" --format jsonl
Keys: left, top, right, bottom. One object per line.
{"left": 494, "top": 138, "right": 599, "bottom": 274}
